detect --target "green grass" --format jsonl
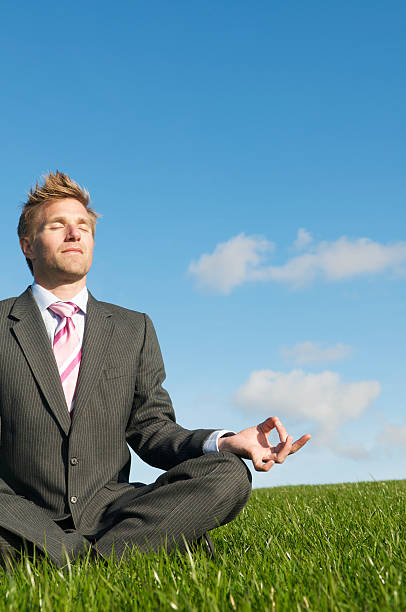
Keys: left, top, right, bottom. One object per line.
{"left": 0, "top": 479, "right": 404, "bottom": 611}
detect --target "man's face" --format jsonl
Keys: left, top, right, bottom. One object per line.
{"left": 20, "top": 198, "right": 95, "bottom": 286}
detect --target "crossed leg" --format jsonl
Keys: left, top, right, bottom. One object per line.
{"left": 0, "top": 452, "right": 252, "bottom": 567}
{"left": 93, "top": 451, "right": 252, "bottom": 560}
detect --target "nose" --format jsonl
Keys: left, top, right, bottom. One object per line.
{"left": 65, "top": 224, "right": 81, "bottom": 241}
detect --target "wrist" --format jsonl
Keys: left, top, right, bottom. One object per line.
{"left": 217, "top": 432, "right": 234, "bottom": 452}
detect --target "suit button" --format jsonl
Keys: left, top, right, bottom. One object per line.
{"left": 70, "top": 457, "right": 78, "bottom": 466}
{"left": 70, "top": 496, "right": 78, "bottom": 504}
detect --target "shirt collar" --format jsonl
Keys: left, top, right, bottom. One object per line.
{"left": 31, "top": 282, "right": 88, "bottom": 314}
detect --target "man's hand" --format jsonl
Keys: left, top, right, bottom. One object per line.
{"left": 217, "top": 416, "right": 311, "bottom": 472}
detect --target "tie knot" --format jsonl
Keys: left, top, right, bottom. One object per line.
{"left": 48, "top": 302, "right": 80, "bottom": 319}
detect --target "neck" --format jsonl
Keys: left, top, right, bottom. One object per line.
{"left": 33, "top": 277, "right": 87, "bottom": 300}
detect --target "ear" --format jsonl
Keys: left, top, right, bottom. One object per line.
{"left": 20, "top": 237, "right": 35, "bottom": 260}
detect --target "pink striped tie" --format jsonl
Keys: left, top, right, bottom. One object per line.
{"left": 48, "top": 302, "right": 82, "bottom": 412}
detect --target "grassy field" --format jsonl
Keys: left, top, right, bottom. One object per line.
{"left": 0, "top": 479, "right": 404, "bottom": 611}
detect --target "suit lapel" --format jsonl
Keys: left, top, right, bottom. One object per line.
{"left": 71, "top": 293, "right": 114, "bottom": 423}
{"left": 9, "top": 288, "right": 71, "bottom": 435}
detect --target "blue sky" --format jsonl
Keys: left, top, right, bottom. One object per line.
{"left": 1, "top": 1, "right": 405, "bottom": 488}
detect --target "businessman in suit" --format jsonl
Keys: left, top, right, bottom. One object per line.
{"left": 0, "top": 171, "right": 310, "bottom": 566}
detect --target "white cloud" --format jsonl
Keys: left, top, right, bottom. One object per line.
{"left": 281, "top": 341, "right": 352, "bottom": 364}
{"left": 188, "top": 233, "right": 273, "bottom": 294}
{"left": 329, "top": 442, "right": 372, "bottom": 460}
{"left": 294, "top": 228, "right": 313, "bottom": 250}
{"left": 235, "top": 369, "right": 381, "bottom": 446}
{"left": 189, "top": 231, "right": 406, "bottom": 292}
{"left": 382, "top": 422, "right": 406, "bottom": 447}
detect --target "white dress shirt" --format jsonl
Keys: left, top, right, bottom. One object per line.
{"left": 31, "top": 282, "right": 88, "bottom": 346}
{"left": 31, "top": 283, "right": 233, "bottom": 452}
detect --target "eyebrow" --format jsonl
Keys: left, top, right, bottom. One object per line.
{"left": 46, "top": 216, "right": 91, "bottom": 226}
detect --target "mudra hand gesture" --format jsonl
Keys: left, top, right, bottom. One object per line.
{"left": 217, "top": 416, "right": 311, "bottom": 472}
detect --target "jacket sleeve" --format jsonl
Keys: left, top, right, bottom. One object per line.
{"left": 125, "top": 314, "right": 215, "bottom": 470}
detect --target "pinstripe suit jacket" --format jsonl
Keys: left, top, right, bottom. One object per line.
{"left": 0, "top": 287, "right": 213, "bottom": 552}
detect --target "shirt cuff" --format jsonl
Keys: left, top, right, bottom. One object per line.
{"left": 203, "top": 430, "right": 235, "bottom": 453}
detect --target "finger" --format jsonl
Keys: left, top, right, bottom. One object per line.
{"left": 253, "top": 457, "right": 275, "bottom": 472}
{"left": 251, "top": 450, "right": 274, "bottom": 471}
{"left": 261, "top": 459, "right": 275, "bottom": 472}
{"left": 289, "top": 433, "right": 312, "bottom": 454}
{"left": 273, "top": 418, "right": 289, "bottom": 443}
{"left": 260, "top": 416, "right": 286, "bottom": 439}
{"left": 273, "top": 435, "right": 293, "bottom": 463}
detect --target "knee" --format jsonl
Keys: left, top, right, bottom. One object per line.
{"left": 217, "top": 451, "right": 252, "bottom": 509}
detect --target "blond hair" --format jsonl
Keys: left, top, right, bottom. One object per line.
{"left": 18, "top": 170, "right": 99, "bottom": 273}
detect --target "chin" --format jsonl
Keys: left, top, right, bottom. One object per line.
{"left": 58, "top": 267, "right": 89, "bottom": 282}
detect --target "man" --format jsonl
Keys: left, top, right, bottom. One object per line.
{"left": 0, "top": 171, "right": 310, "bottom": 567}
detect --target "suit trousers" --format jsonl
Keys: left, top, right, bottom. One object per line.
{"left": 0, "top": 452, "right": 251, "bottom": 566}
